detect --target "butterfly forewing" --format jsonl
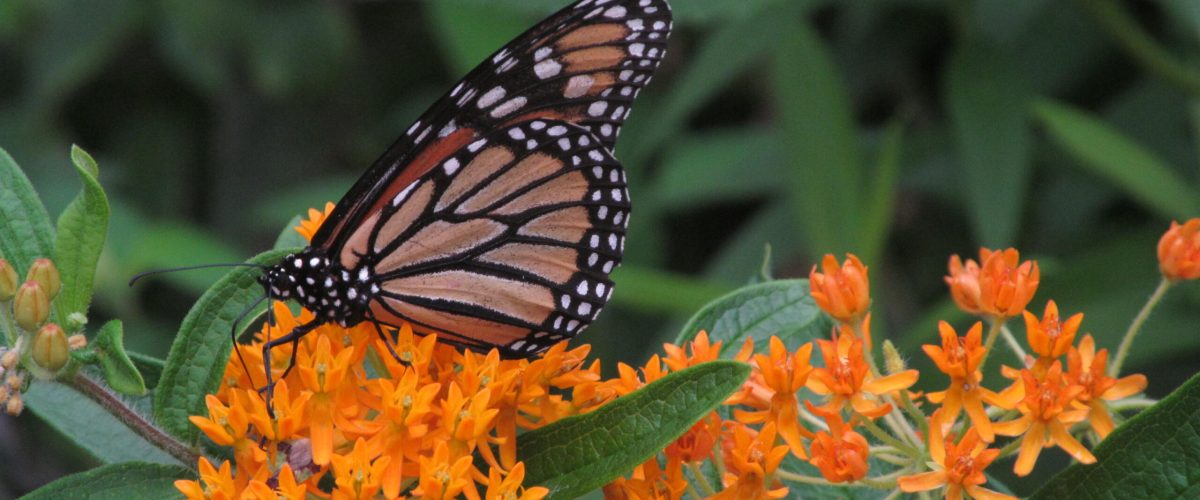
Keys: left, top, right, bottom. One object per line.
{"left": 339, "top": 119, "right": 628, "bottom": 357}
{"left": 311, "top": 0, "right": 670, "bottom": 256}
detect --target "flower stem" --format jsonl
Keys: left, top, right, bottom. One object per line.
{"left": 978, "top": 318, "right": 1005, "bottom": 372}
{"left": 67, "top": 372, "right": 199, "bottom": 467}
{"left": 686, "top": 461, "right": 717, "bottom": 496}
{"left": 996, "top": 436, "right": 1023, "bottom": 459}
{"left": 1111, "top": 277, "right": 1171, "bottom": 377}
{"left": 1109, "top": 397, "right": 1158, "bottom": 412}
{"left": 858, "top": 412, "right": 921, "bottom": 458}
{"left": 999, "top": 324, "right": 1027, "bottom": 361}
{"left": 1075, "top": 0, "right": 1200, "bottom": 97}
{"left": 899, "top": 390, "right": 928, "bottom": 437}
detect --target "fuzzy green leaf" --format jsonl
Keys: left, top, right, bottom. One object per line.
{"left": 677, "top": 279, "right": 832, "bottom": 352}
{"left": 274, "top": 214, "right": 307, "bottom": 250}
{"left": 93, "top": 320, "right": 146, "bottom": 396}
{"left": 0, "top": 147, "right": 55, "bottom": 281}
{"left": 53, "top": 145, "right": 110, "bottom": 325}
{"left": 23, "top": 462, "right": 194, "bottom": 499}
{"left": 1032, "top": 370, "right": 1200, "bottom": 498}
{"left": 519, "top": 361, "right": 750, "bottom": 498}
{"left": 23, "top": 381, "right": 179, "bottom": 465}
{"left": 154, "top": 248, "right": 297, "bottom": 443}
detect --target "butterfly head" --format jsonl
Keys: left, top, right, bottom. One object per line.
{"left": 260, "top": 250, "right": 374, "bottom": 326}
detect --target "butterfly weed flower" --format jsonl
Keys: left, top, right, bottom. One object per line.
{"left": 330, "top": 438, "right": 390, "bottom": 500}
{"left": 1024, "top": 300, "right": 1082, "bottom": 373}
{"left": 809, "top": 253, "right": 871, "bottom": 327}
{"left": 898, "top": 410, "right": 1014, "bottom": 500}
{"left": 731, "top": 337, "right": 814, "bottom": 458}
{"left": 807, "top": 328, "right": 918, "bottom": 418}
{"left": 994, "top": 361, "right": 1095, "bottom": 476}
{"left": 1158, "top": 218, "right": 1200, "bottom": 281}
{"left": 923, "top": 321, "right": 1013, "bottom": 442}
{"left": 946, "top": 248, "right": 1040, "bottom": 319}
{"left": 1066, "top": 334, "right": 1147, "bottom": 439}
{"left": 713, "top": 422, "right": 790, "bottom": 499}
{"left": 805, "top": 402, "right": 871, "bottom": 483}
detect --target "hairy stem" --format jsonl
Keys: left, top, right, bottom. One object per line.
{"left": 68, "top": 372, "right": 198, "bottom": 467}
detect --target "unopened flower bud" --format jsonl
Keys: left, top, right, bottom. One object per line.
{"left": 68, "top": 334, "right": 87, "bottom": 350}
{"left": 0, "top": 384, "right": 8, "bottom": 404}
{"left": 13, "top": 281, "right": 50, "bottom": 331}
{"left": 0, "top": 259, "right": 17, "bottom": 301}
{"left": 6, "top": 393, "right": 22, "bottom": 415}
{"left": 33, "top": 323, "right": 69, "bottom": 372}
{"left": 882, "top": 340, "right": 906, "bottom": 375}
{"left": 26, "top": 258, "right": 61, "bottom": 299}
{"left": 0, "top": 349, "right": 17, "bottom": 370}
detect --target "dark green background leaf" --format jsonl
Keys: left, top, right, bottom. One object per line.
{"left": 519, "top": 360, "right": 750, "bottom": 498}
{"left": 0, "top": 147, "right": 55, "bottom": 282}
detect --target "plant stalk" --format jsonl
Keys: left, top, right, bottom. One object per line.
{"left": 1111, "top": 278, "right": 1171, "bottom": 377}
{"left": 67, "top": 372, "right": 199, "bottom": 467}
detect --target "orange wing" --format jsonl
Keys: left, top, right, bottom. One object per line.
{"left": 344, "top": 120, "right": 629, "bottom": 356}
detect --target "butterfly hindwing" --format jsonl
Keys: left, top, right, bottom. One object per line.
{"left": 311, "top": 0, "right": 670, "bottom": 255}
{"left": 350, "top": 119, "right": 628, "bottom": 356}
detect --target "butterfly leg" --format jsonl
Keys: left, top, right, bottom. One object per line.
{"left": 260, "top": 319, "right": 320, "bottom": 416}
{"left": 366, "top": 310, "right": 406, "bottom": 366}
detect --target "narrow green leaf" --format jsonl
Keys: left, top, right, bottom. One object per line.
{"left": 860, "top": 120, "right": 904, "bottom": 268}
{"left": 623, "top": 1, "right": 797, "bottom": 166}
{"left": 609, "top": 266, "right": 733, "bottom": 315}
{"left": 274, "top": 214, "right": 307, "bottom": 250}
{"left": 93, "top": 320, "right": 147, "bottom": 396}
{"left": 676, "top": 279, "right": 832, "bottom": 352}
{"left": 520, "top": 361, "right": 750, "bottom": 498}
{"left": 1035, "top": 99, "right": 1200, "bottom": 218}
{"left": 652, "top": 128, "right": 785, "bottom": 211}
{"left": 1032, "top": 370, "right": 1200, "bottom": 498}
{"left": 154, "top": 248, "right": 297, "bottom": 443}
{"left": 946, "top": 37, "right": 1033, "bottom": 246}
{"left": 23, "top": 382, "right": 180, "bottom": 465}
{"left": 772, "top": 22, "right": 864, "bottom": 257}
{"left": 23, "top": 462, "right": 193, "bottom": 499}
{"left": 54, "top": 145, "right": 110, "bottom": 324}
{"left": 0, "top": 147, "right": 55, "bottom": 277}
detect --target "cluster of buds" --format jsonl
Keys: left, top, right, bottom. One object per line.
{"left": 0, "top": 257, "right": 86, "bottom": 416}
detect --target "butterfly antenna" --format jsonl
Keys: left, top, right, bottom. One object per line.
{"left": 128, "top": 263, "right": 267, "bottom": 287}
{"left": 231, "top": 294, "right": 269, "bottom": 388}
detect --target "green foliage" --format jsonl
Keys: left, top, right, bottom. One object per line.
{"left": 677, "top": 279, "right": 833, "bottom": 351}
{"left": 23, "top": 462, "right": 194, "bottom": 499}
{"left": 519, "top": 360, "right": 750, "bottom": 498}
{"left": 0, "top": 147, "right": 55, "bottom": 281}
{"left": 53, "top": 145, "right": 109, "bottom": 325}
{"left": 23, "top": 381, "right": 177, "bottom": 466}
{"left": 1033, "top": 371, "right": 1200, "bottom": 498}
{"left": 92, "top": 320, "right": 146, "bottom": 396}
{"left": 153, "top": 248, "right": 297, "bottom": 444}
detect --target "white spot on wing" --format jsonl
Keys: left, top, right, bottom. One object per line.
{"left": 477, "top": 86, "right": 506, "bottom": 108}
{"left": 443, "top": 158, "right": 461, "bottom": 175}
{"left": 534, "top": 59, "right": 562, "bottom": 79}
{"left": 588, "top": 101, "right": 608, "bottom": 117}
{"left": 563, "top": 75, "right": 595, "bottom": 98}
{"left": 491, "top": 96, "right": 527, "bottom": 118}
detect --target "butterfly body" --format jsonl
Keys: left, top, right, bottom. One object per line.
{"left": 254, "top": 0, "right": 671, "bottom": 378}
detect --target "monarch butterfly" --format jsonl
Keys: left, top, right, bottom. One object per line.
{"left": 252, "top": 0, "right": 673, "bottom": 394}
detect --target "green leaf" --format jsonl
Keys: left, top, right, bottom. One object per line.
{"left": 1035, "top": 99, "right": 1200, "bottom": 218}
{"left": 1032, "top": 370, "right": 1200, "bottom": 498}
{"left": 93, "top": 320, "right": 147, "bottom": 396}
{"left": 23, "top": 462, "right": 194, "bottom": 499}
{"left": 129, "top": 351, "right": 165, "bottom": 389}
{"left": 772, "top": 22, "right": 864, "bottom": 257}
{"left": 946, "top": 37, "right": 1033, "bottom": 246}
{"left": 53, "top": 145, "right": 110, "bottom": 325}
{"left": 519, "top": 361, "right": 750, "bottom": 498}
{"left": 676, "top": 279, "right": 832, "bottom": 352}
{"left": 274, "top": 214, "right": 308, "bottom": 250}
{"left": 23, "top": 381, "right": 180, "bottom": 465}
{"left": 154, "top": 248, "right": 297, "bottom": 444}
{"left": 0, "top": 147, "right": 55, "bottom": 277}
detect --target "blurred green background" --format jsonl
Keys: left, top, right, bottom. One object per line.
{"left": 2, "top": 0, "right": 1200, "bottom": 496}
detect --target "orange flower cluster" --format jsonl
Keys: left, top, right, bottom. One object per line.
{"left": 1159, "top": 218, "right": 1200, "bottom": 281}
{"left": 946, "top": 247, "right": 1040, "bottom": 319}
